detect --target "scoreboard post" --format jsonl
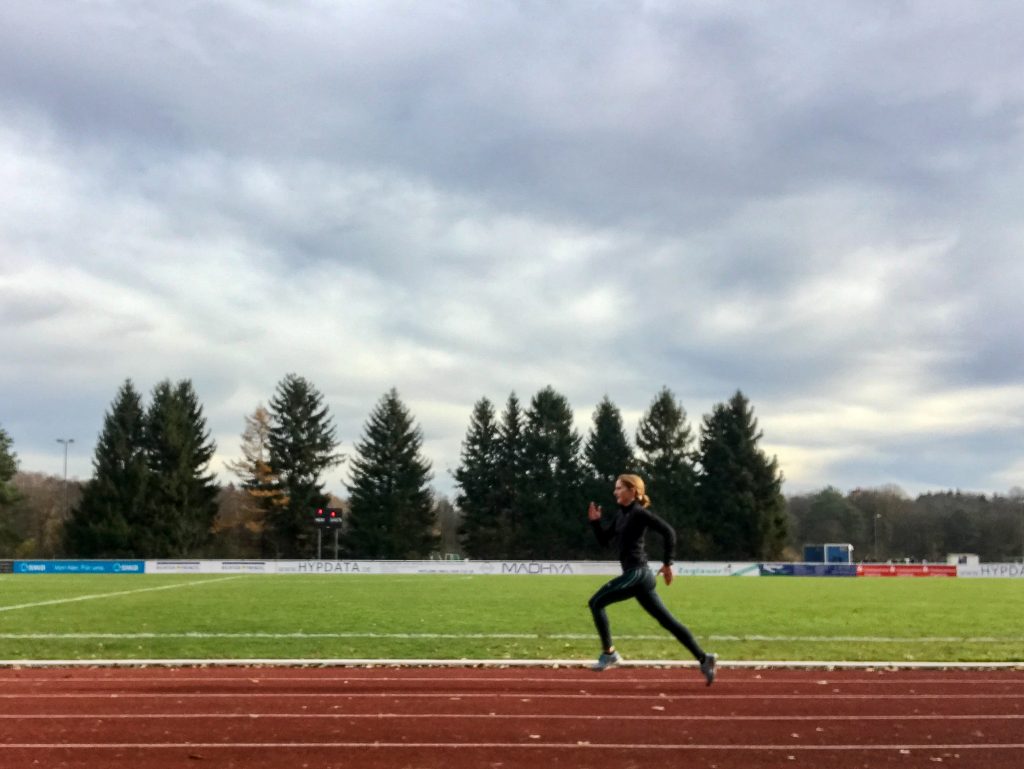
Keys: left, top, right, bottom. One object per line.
{"left": 312, "top": 508, "right": 344, "bottom": 559}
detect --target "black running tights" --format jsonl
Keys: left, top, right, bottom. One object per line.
{"left": 587, "top": 566, "right": 705, "bottom": 661}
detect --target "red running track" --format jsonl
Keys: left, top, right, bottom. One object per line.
{"left": 1, "top": 665, "right": 1023, "bottom": 768}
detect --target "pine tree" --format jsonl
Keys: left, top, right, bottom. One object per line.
{"left": 520, "top": 386, "right": 586, "bottom": 558}
{"left": 496, "top": 393, "right": 528, "bottom": 558}
{"left": 635, "top": 387, "right": 702, "bottom": 555}
{"left": 697, "top": 390, "right": 786, "bottom": 559}
{"left": 344, "top": 388, "right": 437, "bottom": 558}
{"left": 63, "top": 380, "right": 148, "bottom": 557}
{"left": 224, "top": 404, "right": 287, "bottom": 541}
{"left": 583, "top": 396, "right": 635, "bottom": 507}
{"left": 0, "top": 425, "right": 21, "bottom": 553}
{"left": 0, "top": 425, "right": 16, "bottom": 505}
{"left": 142, "top": 379, "right": 220, "bottom": 557}
{"left": 453, "top": 397, "right": 504, "bottom": 558}
{"left": 266, "top": 374, "right": 342, "bottom": 558}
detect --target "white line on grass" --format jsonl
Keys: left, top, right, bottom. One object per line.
{"left": 0, "top": 577, "right": 243, "bottom": 613}
{"left": 707, "top": 634, "right": 1024, "bottom": 643}
{"left": 0, "top": 631, "right": 537, "bottom": 639}
{"left": 1, "top": 631, "right": 1020, "bottom": 643}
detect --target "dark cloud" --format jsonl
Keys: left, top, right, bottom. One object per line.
{"left": 2, "top": 1, "right": 1023, "bottom": 495}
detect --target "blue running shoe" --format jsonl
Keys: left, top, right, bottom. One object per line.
{"left": 700, "top": 652, "right": 718, "bottom": 686}
{"left": 590, "top": 650, "right": 622, "bottom": 671}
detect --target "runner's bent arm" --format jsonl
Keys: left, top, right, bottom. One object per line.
{"left": 641, "top": 509, "right": 677, "bottom": 567}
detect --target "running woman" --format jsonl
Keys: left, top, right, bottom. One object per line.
{"left": 587, "top": 473, "right": 717, "bottom": 685}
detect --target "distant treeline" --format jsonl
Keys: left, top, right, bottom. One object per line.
{"left": 2, "top": 379, "right": 1020, "bottom": 562}
{"left": 787, "top": 486, "right": 1024, "bottom": 563}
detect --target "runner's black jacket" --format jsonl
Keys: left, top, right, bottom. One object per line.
{"left": 590, "top": 500, "right": 676, "bottom": 571}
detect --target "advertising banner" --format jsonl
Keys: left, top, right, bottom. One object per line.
{"left": 957, "top": 563, "right": 1024, "bottom": 578}
{"left": 856, "top": 563, "right": 957, "bottom": 577}
{"left": 759, "top": 563, "right": 857, "bottom": 577}
{"left": 147, "top": 561, "right": 203, "bottom": 573}
{"left": 145, "top": 560, "right": 272, "bottom": 574}
{"left": 219, "top": 561, "right": 272, "bottom": 574}
{"left": 21, "top": 559, "right": 1013, "bottom": 578}
{"left": 13, "top": 560, "right": 145, "bottom": 574}
{"left": 273, "top": 561, "right": 760, "bottom": 577}
{"left": 797, "top": 563, "right": 857, "bottom": 576}
{"left": 276, "top": 560, "right": 621, "bottom": 576}
{"left": 675, "top": 562, "right": 761, "bottom": 577}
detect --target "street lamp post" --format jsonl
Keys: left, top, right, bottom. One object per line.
{"left": 873, "top": 513, "right": 882, "bottom": 562}
{"left": 56, "top": 438, "right": 75, "bottom": 518}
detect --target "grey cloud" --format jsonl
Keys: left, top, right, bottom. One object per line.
{"left": 3, "top": 1, "right": 1024, "bottom": 496}
{"left": 4, "top": 2, "right": 1020, "bottom": 224}
{"left": 827, "top": 427, "right": 1024, "bottom": 497}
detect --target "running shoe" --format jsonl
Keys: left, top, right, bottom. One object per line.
{"left": 700, "top": 652, "right": 718, "bottom": 686}
{"left": 590, "top": 650, "right": 622, "bottom": 671}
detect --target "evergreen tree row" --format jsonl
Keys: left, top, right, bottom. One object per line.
{"left": 226, "top": 378, "right": 434, "bottom": 559}
{"left": 63, "top": 380, "right": 219, "bottom": 557}
{"left": 57, "top": 377, "right": 784, "bottom": 561}
{"left": 61, "top": 374, "right": 432, "bottom": 560}
{"left": 454, "top": 387, "right": 786, "bottom": 561}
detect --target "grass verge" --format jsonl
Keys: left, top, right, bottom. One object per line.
{"left": 1, "top": 574, "right": 1022, "bottom": 662}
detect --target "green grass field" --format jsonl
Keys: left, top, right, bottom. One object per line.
{"left": 1, "top": 574, "right": 1022, "bottom": 663}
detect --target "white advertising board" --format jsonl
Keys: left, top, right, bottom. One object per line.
{"left": 957, "top": 562, "right": 1024, "bottom": 578}
{"left": 144, "top": 559, "right": 761, "bottom": 576}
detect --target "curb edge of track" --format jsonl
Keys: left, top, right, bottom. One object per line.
{"left": 2, "top": 658, "right": 1023, "bottom": 669}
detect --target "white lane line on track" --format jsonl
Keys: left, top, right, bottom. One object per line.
{"left": 3, "top": 742, "right": 1023, "bottom": 751}
{"left": 3, "top": 713, "right": 1023, "bottom": 721}
{"left": 0, "top": 577, "right": 242, "bottom": 613}
{"left": 4, "top": 692, "right": 1024, "bottom": 700}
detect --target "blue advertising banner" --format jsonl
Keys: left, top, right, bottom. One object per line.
{"left": 794, "top": 563, "right": 857, "bottom": 577}
{"left": 13, "top": 560, "right": 145, "bottom": 574}
{"left": 759, "top": 563, "right": 796, "bottom": 576}
{"left": 759, "top": 563, "right": 857, "bottom": 577}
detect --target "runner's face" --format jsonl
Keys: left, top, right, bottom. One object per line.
{"left": 613, "top": 479, "right": 636, "bottom": 505}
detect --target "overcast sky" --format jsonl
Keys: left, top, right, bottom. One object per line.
{"left": 2, "top": 1, "right": 1023, "bottom": 500}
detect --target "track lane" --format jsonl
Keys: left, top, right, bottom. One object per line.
{"left": 2, "top": 743, "right": 1023, "bottom": 769}
{"left": 4, "top": 711, "right": 1024, "bottom": 745}
{"left": 1, "top": 666, "right": 1022, "bottom": 769}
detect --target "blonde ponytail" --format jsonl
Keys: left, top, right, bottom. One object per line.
{"left": 617, "top": 473, "right": 652, "bottom": 508}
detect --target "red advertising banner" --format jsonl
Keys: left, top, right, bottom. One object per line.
{"left": 857, "top": 563, "right": 957, "bottom": 577}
